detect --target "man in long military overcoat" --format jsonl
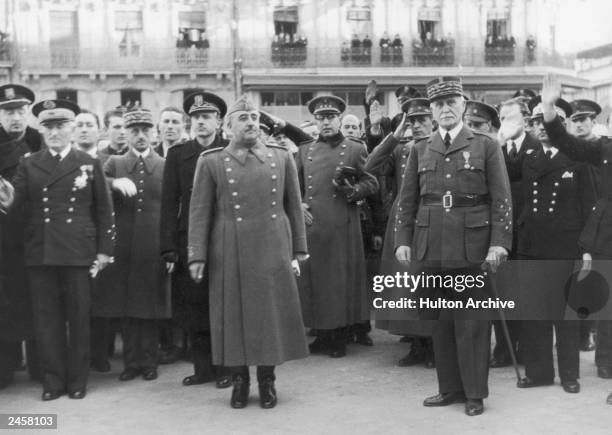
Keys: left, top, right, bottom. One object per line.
{"left": 0, "top": 99, "right": 114, "bottom": 400}
{"left": 296, "top": 95, "right": 378, "bottom": 358}
{"left": 160, "top": 91, "right": 231, "bottom": 388}
{"left": 99, "top": 109, "right": 169, "bottom": 382}
{"left": 395, "top": 77, "right": 513, "bottom": 416}
{"left": 188, "top": 96, "right": 308, "bottom": 409}
{"left": 0, "top": 84, "right": 42, "bottom": 388}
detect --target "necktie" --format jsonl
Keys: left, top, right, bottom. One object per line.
{"left": 545, "top": 150, "right": 552, "bottom": 159}
{"left": 444, "top": 132, "right": 451, "bottom": 149}
{"left": 509, "top": 141, "right": 518, "bottom": 160}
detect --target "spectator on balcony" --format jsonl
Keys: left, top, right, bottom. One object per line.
{"left": 380, "top": 32, "right": 391, "bottom": 63}
{"left": 526, "top": 35, "right": 536, "bottom": 63}
{"left": 341, "top": 40, "right": 350, "bottom": 65}
{"left": 297, "top": 34, "right": 308, "bottom": 47}
{"left": 485, "top": 34, "right": 494, "bottom": 48}
{"left": 195, "top": 32, "right": 209, "bottom": 50}
{"left": 363, "top": 35, "right": 373, "bottom": 64}
{"left": 351, "top": 34, "right": 362, "bottom": 64}
{"left": 391, "top": 34, "right": 403, "bottom": 64}
{"left": 444, "top": 33, "right": 455, "bottom": 47}
{"left": 424, "top": 31, "right": 433, "bottom": 47}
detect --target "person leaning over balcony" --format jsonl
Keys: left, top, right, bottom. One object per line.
{"left": 395, "top": 76, "right": 512, "bottom": 416}
{"left": 187, "top": 95, "right": 309, "bottom": 409}
{"left": 540, "top": 75, "right": 612, "bottom": 404}
{"left": 0, "top": 84, "right": 42, "bottom": 389}
{"left": 296, "top": 95, "right": 378, "bottom": 358}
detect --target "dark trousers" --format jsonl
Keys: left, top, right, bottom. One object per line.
{"left": 492, "top": 320, "right": 521, "bottom": 361}
{"left": 29, "top": 266, "right": 90, "bottom": 393}
{"left": 230, "top": 365, "right": 275, "bottom": 383}
{"left": 90, "top": 317, "right": 112, "bottom": 363}
{"left": 522, "top": 320, "right": 579, "bottom": 382}
{"left": 191, "top": 331, "right": 213, "bottom": 377}
{"left": 596, "top": 320, "right": 612, "bottom": 369}
{"left": 421, "top": 267, "right": 491, "bottom": 399}
{"left": 0, "top": 341, "right": 21, "bottom": 385}
{"left": 121, "top": 318, "right": 158, "bottom": 370}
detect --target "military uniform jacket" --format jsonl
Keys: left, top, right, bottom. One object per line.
{"left": 545, "top": 116, "right": 612, "bottom": 256}
{"left": 188, "top": 140, "right": 308, "bottom": 366}
{"left": 516, "top": 147, "right": 597, "bottom": 259}
{"left": 0, "top": 126, "right": 42, "bottom": 340}
{"left": 395, "top": 126, "right": 512, "bottom": 269}
{"left": 365, "top": 133, "right": 412, "bottom": 270}
{"left": 96, "top": 149, "right": 170, "bottom": 319}
{"left": 10, "top": 148, "right": 114, "bottom": 266}
{"left": 295, "top": 133, "right": 379, "bottom": 328}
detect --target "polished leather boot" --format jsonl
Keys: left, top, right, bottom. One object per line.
{"left": 230, "top": 375, "right": 250, "bottom": 409}
{"left": 258, "top": 378, "right": 277, "bottom": 409}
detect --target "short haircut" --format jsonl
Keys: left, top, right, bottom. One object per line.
{"left": 159, "top": 106, "right": 186, "bottom": 122}
{"left": 500, "top": 98, "right": 530, "bottom": 117}
{"left": 77, "top": 109, "right": 100, "bottom": 128}
{"left": 103, "top": 108, "right": 126, "bottom": 128}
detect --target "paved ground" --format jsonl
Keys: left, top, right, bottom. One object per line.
{"left": 1, "top": 328, "right": 611, "bottom": 435}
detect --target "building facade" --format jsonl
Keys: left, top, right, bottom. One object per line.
{"left": 0, "top": 0, "right": 600, "bottom": 125}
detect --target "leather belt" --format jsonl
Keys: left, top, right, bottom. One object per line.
{"left": 421, "top": 193, "right": 489, "bottom": 209}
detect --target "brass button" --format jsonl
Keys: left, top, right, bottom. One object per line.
{"left": 236, "top": 217, "right": 242, "bottom": 222}
{"left": 234, "top": 204, "right": 240, "bottom": 209}
{"left": 66, "top": 218, "right": 72, "bottom": 223}
{"left": 271, "top": 163, "right": 276, "bottom": 168}
{"left": 42, "top": 187, "right": 48, "bottom": 192}
{"left": 271, "top": 175, "right": 277, "bottom": 180}
{"left": 44, "top": 218, "right": 50, "bottom": 223}
{"left": 70, "top": 198, "right": 76, "bottom": 202}
{"left": 68, "top": 207, "right": 74, "bottom": 212}
{"left": 271, "top": 214, "right": 277, "bottom": 219}
{"left": 445, "top": 174, "right": 451, "bottom": 178}
{"left": 226, "top": 168, "right": 232, "bottom": 172}
{"left": 43, "top": 197, "right": 48, "bottom": 202}
{"left": 272, "top": 188, "right": 277, "bottom": 193}
{"left": 232, "top": 192, "right": 238, "bottom": 197}
{"left": 533, "top": 208, "right": 538, "bottom": 212}
{"left": 272, "top": 201, "right": 276, "bottom": 206}
{"left": 229, "top": 179, "right": 235, "bottom": 184}
{"left": 445, "top": 157, "right": 450, "bottom": 162}
{"left": 44, "top": 208, "right": 49, "bottom": 212}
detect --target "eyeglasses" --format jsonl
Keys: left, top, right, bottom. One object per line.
{"left": 314, "top": 113, "right": 338, "bottom": 121}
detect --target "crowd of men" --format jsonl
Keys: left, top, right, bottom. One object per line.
{"left": 0, "top": 75, "right": 612, "bottom": 417}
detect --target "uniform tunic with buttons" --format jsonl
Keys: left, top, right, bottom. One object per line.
{"left": 188, "top": 141, "right": 308, "bottom": 366}
{"left": 295, "top": 133, "right": 379, "bottom": 329}
{"left": 544, "top": 116, "right": 612, "bottom": 256}
{"left": 395, "top": 127, "right": 513, "bottom": 268}
{"left": 96, "top": 150, "right": 170, "bottom": 319}
{"left": 365, "top": 133, "right": 433, "bottom": 334}
{"left": 10, "top": 148, "right": 114, "bottom": 266}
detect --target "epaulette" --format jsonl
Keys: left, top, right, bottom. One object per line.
{"left": 346, "top": 136, "right": 366, "bottom": 146}
{"left": 200, "top": 147, "right": 223, "bottom": 157}
{"left": 265, "top": 144, "right": 289, "bottom": 151}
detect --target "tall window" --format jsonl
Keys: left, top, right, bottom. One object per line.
{"left": 56, "top": 89, "right": 78, "bottom": 104}
{"left": 115, "top": 11, "right": 143, "bottom": 57}
{"left": 487, "top": 10, "right": 509, "bottom": 40}
{"left": 260, "top": 91, "right": 313, "bottom": 107}
{"left": 418, "top": 8, "right": 440, "bottom": 42}
{"left": 273, "top": 6, "right": 299, "bottom": 38}
{"left": 49, "top": 11, "right": 79, "bottom": 67}
{"left": 347, "top": 4, "right": 372, "bottom": 38}
{"left": 120, "top": 89, "right": 141, "bottom": 109}
{"left": 177, "top": 11, "right": 207, "bottom": 48}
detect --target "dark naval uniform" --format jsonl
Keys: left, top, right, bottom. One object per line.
{"left": 516, "top": 145, "right": 596, "bottom": 387}
{"left": 0, "top": 125, "right": 42, "bottom": 386}
{"left": 395, "top": 123, "right": 512, "bottom": 401}
{"left": 544, "top": 115, "right": 612, "bottom": 376}
{"left": 10, "top": 127, "right": 114, "bottom": 398}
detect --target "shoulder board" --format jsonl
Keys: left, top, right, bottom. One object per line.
{"left": 265, "top": 144, "right": 289, "bottom": 151}
{"left": 200, "top": 147, "right": 222, "bottom": 157}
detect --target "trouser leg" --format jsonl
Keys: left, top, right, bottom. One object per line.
{"left": 523, "top": 320, "right": 555, "bottom": 383}
{"left": 556, "top": 320, "right": 580, "bottom": 382}
{"left": 121, "top": 318, "right": 140, "bottom": 370}
{"left": 455, "top": 320, "right": 490, "bottom": 399}
{"left": 140, "top": 319, "right": 158, "bottom": 370}
{"left": 595, "top": 320, "right": 612, "bottom": 369}
{"left": 90, "top": 317, "right": 111, "bottom": 363}
{"left": 256, "top": 365, "right": 276, "bottom": 383}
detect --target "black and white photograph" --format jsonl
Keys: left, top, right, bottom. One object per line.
{"left": 1, "top": 0, "right": 612, "bottom": 433}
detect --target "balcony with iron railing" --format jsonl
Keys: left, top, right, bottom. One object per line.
{"left": 18, "top": 44, "right": 233, "bottom": 73}
{"left": 16, "top": 41, "right": 575, "bottom": 73}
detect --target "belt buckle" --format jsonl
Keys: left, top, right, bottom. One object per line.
{"left": 442, "top": 193, "right": 453, "bottom": 209}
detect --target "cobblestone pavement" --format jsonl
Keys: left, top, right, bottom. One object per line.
{"left": 1, "top": 328, "right": 610, "bottom": 435}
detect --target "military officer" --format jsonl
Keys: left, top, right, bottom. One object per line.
{"left": 100, "top": 109, "right": 169, "bottom": 382}
{"left": 540, "top": 75, "right": 612, "bottom": 404}
{"left": 512, "top": 88, "right": 537, "bottom": 134}
{"left": 188, "top": 96, "right": 309, "bottom": 409}
{"left": 0, "top": 99, "right": 114, "bottom": 400}
{"left": 464, "top": 101, "right": 500, "bottom": 134}
{"left": 366, "top": 97, "right": 435, "bottom": 368}
{"left": 296, "top": 95, "right": 379, "bottom": 358}
{"left": 568, "top": 99, "right": 604, "bottom": 352}
{"left": 395, "top": 77, "right": 512, "bottom": 416}
{"left": 160, "top": 91, "right": 231, "bottom": 388}
{"left": 0, "top": 84, "right": 42, "bottom": 388}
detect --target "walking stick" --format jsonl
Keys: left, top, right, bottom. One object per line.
{"left": 482, "top": 262, "right": 525, "bottom": 385}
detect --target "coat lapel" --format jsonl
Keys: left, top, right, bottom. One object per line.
{"left": 31, "top": 150, "right": 58, "bottom": 175}
{"left": 426, "top": 132, "right": 447, "bottom": 155}
{"left": 46, "top": 149, "right": 81, "bottom": 186}
{"left": 446, "top": 126, "right": 473, "bottom": 155}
